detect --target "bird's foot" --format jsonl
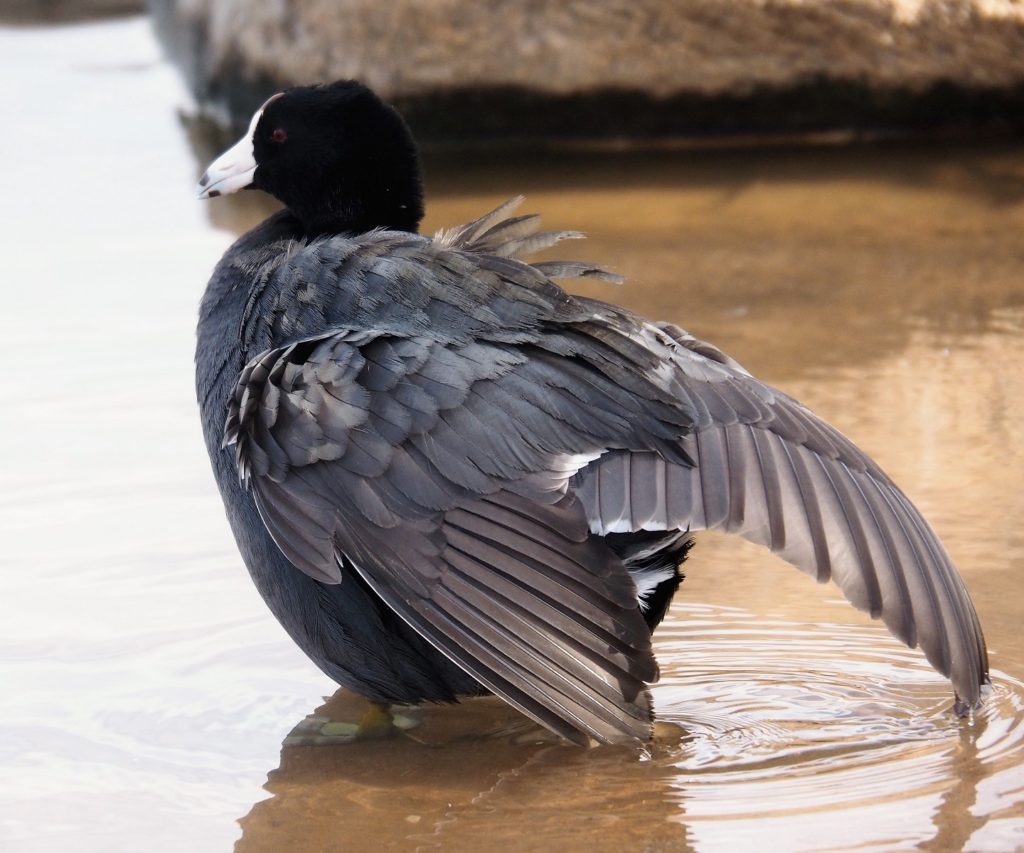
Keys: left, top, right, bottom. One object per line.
{"left": 283, "top": 701, "right": 422, "bottom": 746}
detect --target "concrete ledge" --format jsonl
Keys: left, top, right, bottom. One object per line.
{"left": 2, "top": 0, "right": 143, "bottom": 23}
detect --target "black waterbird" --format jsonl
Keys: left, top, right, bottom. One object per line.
{"left": 195, "top": 81, "right": 988, "bottom": 746}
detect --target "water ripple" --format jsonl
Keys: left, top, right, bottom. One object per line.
{"left": 642, "top": 603, "right": 1024, "bottom": 849}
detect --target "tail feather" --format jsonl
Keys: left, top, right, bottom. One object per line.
{"left": 605, "top": 530, "right": 692, "bottom": 630}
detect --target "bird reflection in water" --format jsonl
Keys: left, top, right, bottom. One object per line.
{"left": 236, "top": 688, "right": 694, "bottom": 851}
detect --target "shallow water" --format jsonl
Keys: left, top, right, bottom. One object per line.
{"left": 2, "top": 16, "right": 1024, "bottom": 853}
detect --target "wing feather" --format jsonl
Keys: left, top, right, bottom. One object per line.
{"left": 566, "top": 300, "right": 985, "bottom": 704}
{"left": 580, "top": 421, "right": 988, "bottom": 705}
{"left": 338, "top": 493, "right": 656, "bottom": 745}
{"left": 227, "top": 323, "right": 659, "bottom": 744}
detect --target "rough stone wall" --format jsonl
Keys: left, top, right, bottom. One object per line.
{"left": 150, "top": 0, "right": 1024, "bottom": 139}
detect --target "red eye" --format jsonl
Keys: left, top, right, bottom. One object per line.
{"left": 270, "top": 128, "right": 287, "bottom": 143}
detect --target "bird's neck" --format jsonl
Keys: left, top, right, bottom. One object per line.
{"left": 287, "top": 172, "right": 425, "bottom": 238}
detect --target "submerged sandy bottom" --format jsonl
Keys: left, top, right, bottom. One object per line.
{"left": 1, "top": 16, "right": 1023, "bottom": 853}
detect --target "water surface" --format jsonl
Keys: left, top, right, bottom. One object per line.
{"left": 1, "top": 16, "right": 1023, "bottom": 853}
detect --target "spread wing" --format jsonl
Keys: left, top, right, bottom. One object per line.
{"left": 224, "top": 330, "right": 662, "bottom": 745}
{"left": 569, "top": 308, "right": 989, "bottom": 707}
{"left": 224, "top": 201, "right": 987, "bottom": 744}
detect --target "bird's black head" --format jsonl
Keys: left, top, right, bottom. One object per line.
{"left": 197, "top": 81, "right": 424, "bottom": 236}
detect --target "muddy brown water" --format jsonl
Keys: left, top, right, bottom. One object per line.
{"left": 2, "top": 16, "right": 1023, "bottom": 853}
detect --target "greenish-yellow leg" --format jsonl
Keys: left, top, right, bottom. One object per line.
{"left": 284, "top": 701, "right": 422, "bottom": 746}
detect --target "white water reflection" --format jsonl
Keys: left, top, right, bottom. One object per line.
{"left": 0, "top": 18, "right": 328, "bottom": 853}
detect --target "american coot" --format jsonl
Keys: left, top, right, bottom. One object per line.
{"left": 195, "top": 81, "right": 988, "bottom": 746}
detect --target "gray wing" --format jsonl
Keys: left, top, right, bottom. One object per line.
{"left": 570, "top": 308, "right": 989, "bottom": 707}
{"left": 225, "top": 330, "right": 659, "bottom": 745}
{"left": 226, "top": 201, "right": 986, "bottom": 733}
